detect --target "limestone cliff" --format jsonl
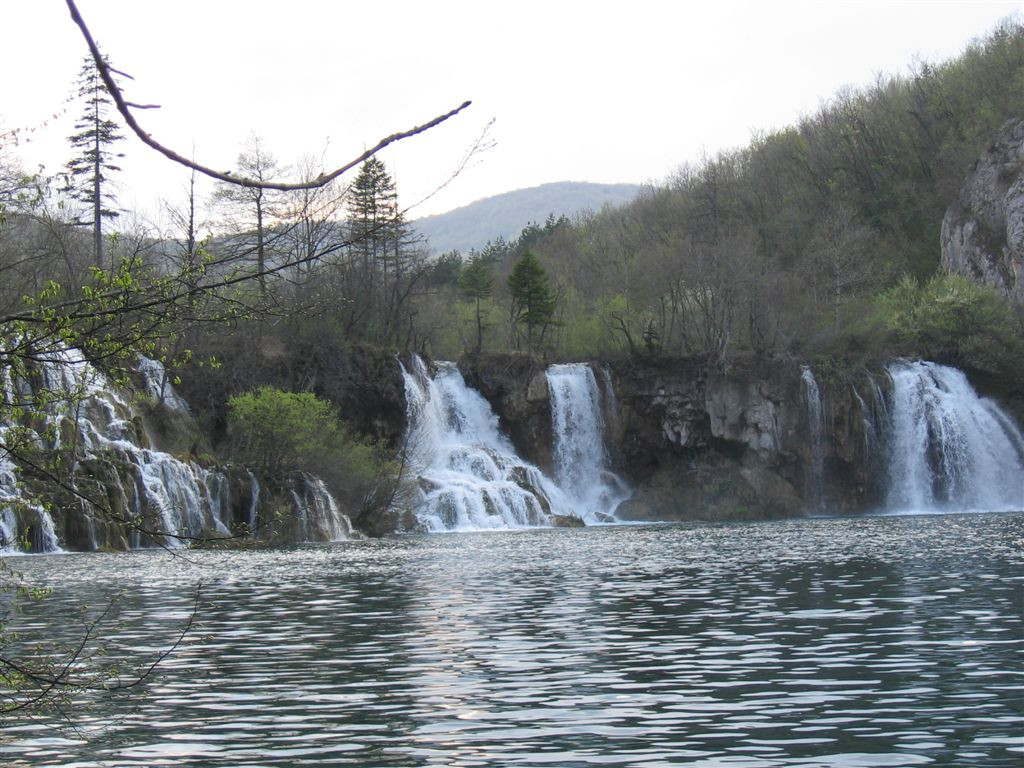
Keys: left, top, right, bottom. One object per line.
{"left": 941, "top": 117, "right": 1024, "bottom": 304}
{"left": 458, "top": 355, "right": 890, "bottom": 522}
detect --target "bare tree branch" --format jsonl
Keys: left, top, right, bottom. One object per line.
{"left": 63, "top": 0, "right": 471, "bottom": 192}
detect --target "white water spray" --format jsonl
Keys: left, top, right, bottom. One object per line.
{"left": 800, "top": 365, "right": 826, "bottom": 512}
{"left": 402, "top": 356, "right": 562, "bottom": 531}
{"left": 401, "top": 357, "right": 630, "bottom": 531}
{"left": 547, "top": 363, "right": 629, "bottom": 523}
{"left": 885, "top": 361, "right": 1024, "bottom": 512}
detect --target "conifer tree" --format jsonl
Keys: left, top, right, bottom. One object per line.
{"left": 345, "top": 158, "right": 421, "bottom": 344}
{"left": 507, "top": 250, "right": 557, "bottom": 358}
{"left": 457, "top": 255, "right": 494, "bottom": 353}
{"left": 63, "top": 53, "right": 125, "bottom": 269}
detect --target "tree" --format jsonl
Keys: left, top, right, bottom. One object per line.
{"left": 344, "top": 157, "right": 425, "bottom": 345}
{"left": 507, "top": 250, "right": 557, "bottom": 358}
{"left": 278, "top": 153, "right": 346, "bottom": 295}
{"left": 227, "top": 386, "right": 394, "bottom": 511}
{"left": 212, "top": 136, "right": 284, "bottom": 297}
{"left": 457, "top": 255, "right": 493, "bottom": 353}
{"left": 62, "top": 53, "right": 125, "bottom": 270}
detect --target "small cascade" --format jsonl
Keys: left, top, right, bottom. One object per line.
{"left": 247, "top": 470, "right": 261, "bottom": 536}
{"left": 546, "top": 363, "right": 629, "bottom": 523}
{"left": 0, "top": 455, "right": 62, "bottom": 554}
{"left": 1, "top": 348, "right": 231, "bottom": 550}
{"left": 0, "top": 421, "right": 63, "bottom": 555}
{"left": 859, "top": 371, "right": 889, "bottom": 457}
{"left": 290, "top": 474, "right": 354, "bottom": 542}
{"left": 800, "top": 365, "right": 826, "bottom": 512}
{"left": 136, "top": 356, "right": 191, "bottom": 414}
{"left": 598, "top": 364, "right": 620, "bottom": 435}
{"left": 885, "top": 361, "right": 1024, "bottom": 513}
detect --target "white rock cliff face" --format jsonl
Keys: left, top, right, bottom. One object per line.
{"left": 941, "top": 118, "right": 1024, "bottom": 304}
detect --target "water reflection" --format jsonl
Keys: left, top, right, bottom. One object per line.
{"left": 3, "top": 514, "right": 1023, "bottom": 767}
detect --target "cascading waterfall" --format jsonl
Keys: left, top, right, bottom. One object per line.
{"left": 0, "top": 444, "right": 61, "bottom": 554}
{"left": 0, "top": 371, "right": 63, "bottom": 553}
{"left": 800, "top": 365, "right": 826, "bottom": 512}
{"left": 885, "top": 361, "right": 1024, "bottom": 512}
{"left": 401, "top": 356, "right": 629, "bottom": 532}
{"left": 290, "top": 474, "right": 354, "bottom": 542}
{"left": 1, "top": 347, "right": 356, "bottom": 550}
{"left": 598, "top": 364, "right": 620, "bottom": 435}
{"left": 137, "top": 355, "right": 191, "bottom": 414}
{"left": 546, "top": 363, "right": 629, "bottom": 523}
{"left": 859, "top": 371, "right": 889, "bottom": 458}
{"left": 402, "top": 356, "right": 559, "bottom": 531}
{"left": 247, "top": 470, "right": 261, "bottom": 536}
{"left": 0, "top": 349, "right": 232, "bottom": 551}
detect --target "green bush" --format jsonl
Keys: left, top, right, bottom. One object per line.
{"left": 879, "top": 274, "right": 1024, "bottom": 371}
{"left": 227, "top": 387, "right": 395, "bottom": 510}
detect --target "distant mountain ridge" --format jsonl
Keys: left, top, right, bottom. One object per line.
{"left": 414, "top": 181, "right": 644, "bottom": 254}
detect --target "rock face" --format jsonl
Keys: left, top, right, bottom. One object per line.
{"left": 942, "top": 118, "right": 1024, "bottom": 304}
{"left": 459, "top": 355, "right": 891, "bottom": 522}
{"left": 457, "top": 354, "right": 555, "bottom": 473}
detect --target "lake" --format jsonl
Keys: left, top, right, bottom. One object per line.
{"left": 3, "top": 513, "right": 1023, "bottom": 767}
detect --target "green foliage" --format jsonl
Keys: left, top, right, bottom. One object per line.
{"left": 457, "top": 255, "right": 494, "bottom": 302}
{"left": 228, "top": 387, "right": 338, "bottom": 475}
{"left": 457, "top": 255, "right": 494, "bottom": 353}
{"left": 878, "top": 274, "right": 1024, "bottom": 371}
{"left": 507, "top": 250, "right": 557, "bottom": 357}
{"left": 226, "top": 386, "right": 394, "bottom": 510}
{"left": 459, "top": 20, "right": 1024, "bottom": 364}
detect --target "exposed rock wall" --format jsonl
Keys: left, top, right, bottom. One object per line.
{"left": 941, "top": 118, "right": 1024, "bottom": 304}
{"left": 459, "top": 355, "right": 890, "bottom": 522}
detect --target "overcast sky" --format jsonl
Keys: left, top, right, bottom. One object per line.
{"left": 3, "top": 0, "right": 1021, "bottom": 225}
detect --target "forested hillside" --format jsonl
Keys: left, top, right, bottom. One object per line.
{"left": 434, "top": 20, "right": 1024, "bottom": 377}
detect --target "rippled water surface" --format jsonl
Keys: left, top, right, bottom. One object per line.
{"left": 3, "top": 513, "right": 1023, "bottom": 767}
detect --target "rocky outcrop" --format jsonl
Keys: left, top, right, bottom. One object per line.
{"left": 941, "top": 118, "right": 1024, "bottom": 304}
{"left": 457, "top": 354, "right": 555, "bottom": 473}
{"left": 610, "top": 358, "right": 805, "bottom": 520}
{"left": 459, "top": 354, "right": 892, "bottom": 522}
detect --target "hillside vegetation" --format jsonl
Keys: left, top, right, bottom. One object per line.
{"left": 424, "top": 20, "right": 1024, "bottom": 377}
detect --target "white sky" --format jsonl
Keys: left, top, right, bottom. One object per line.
{"left": 3, "top": 0, "right": 1021, "bottom": 225}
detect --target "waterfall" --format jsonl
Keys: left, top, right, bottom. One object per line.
{"left": 547, "top": 363, "right": 629, "bottom": 523}
{"left": 885, "top": 361, "right": 1024, "bottom": 512}
{"left": 0, "top": 349, "right": 231, "bottom": 550}
{"left": 598, "top": 364, "right": 620, "bottom": 435}
{"left": 137, "top": 356, "right": 191, "bottom": 413}
{"left": 290, "top": 474, "right": 354, "bottom": 542}
{"left": 0, "top": 394, "right": 63, "bottom": 554}
{"left": 401, "top": 356, "right": 630, "bottom": 531}
{"left": 800, "top": 365, "right": 825, "bottom": 512}
{"left": 247, "top": 470, "right": 261, "bottom": 536}
{"left": 0, "top": 447, "right": 62, "bottom": 555}
{"left": 402, "top": 356, "right": 559, "bottom": 531}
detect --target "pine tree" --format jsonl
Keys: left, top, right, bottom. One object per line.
{"left": 63, "top": 53, "right": 125, "bottom": 269}
{"left": 507, "top": 250, "right": 557, "bottom": 359}
{"left": 457, "top": 255, "right": 494, "bottom": 353}
{"left": 345, "top": 157, "right": 421, "bottom": 344}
